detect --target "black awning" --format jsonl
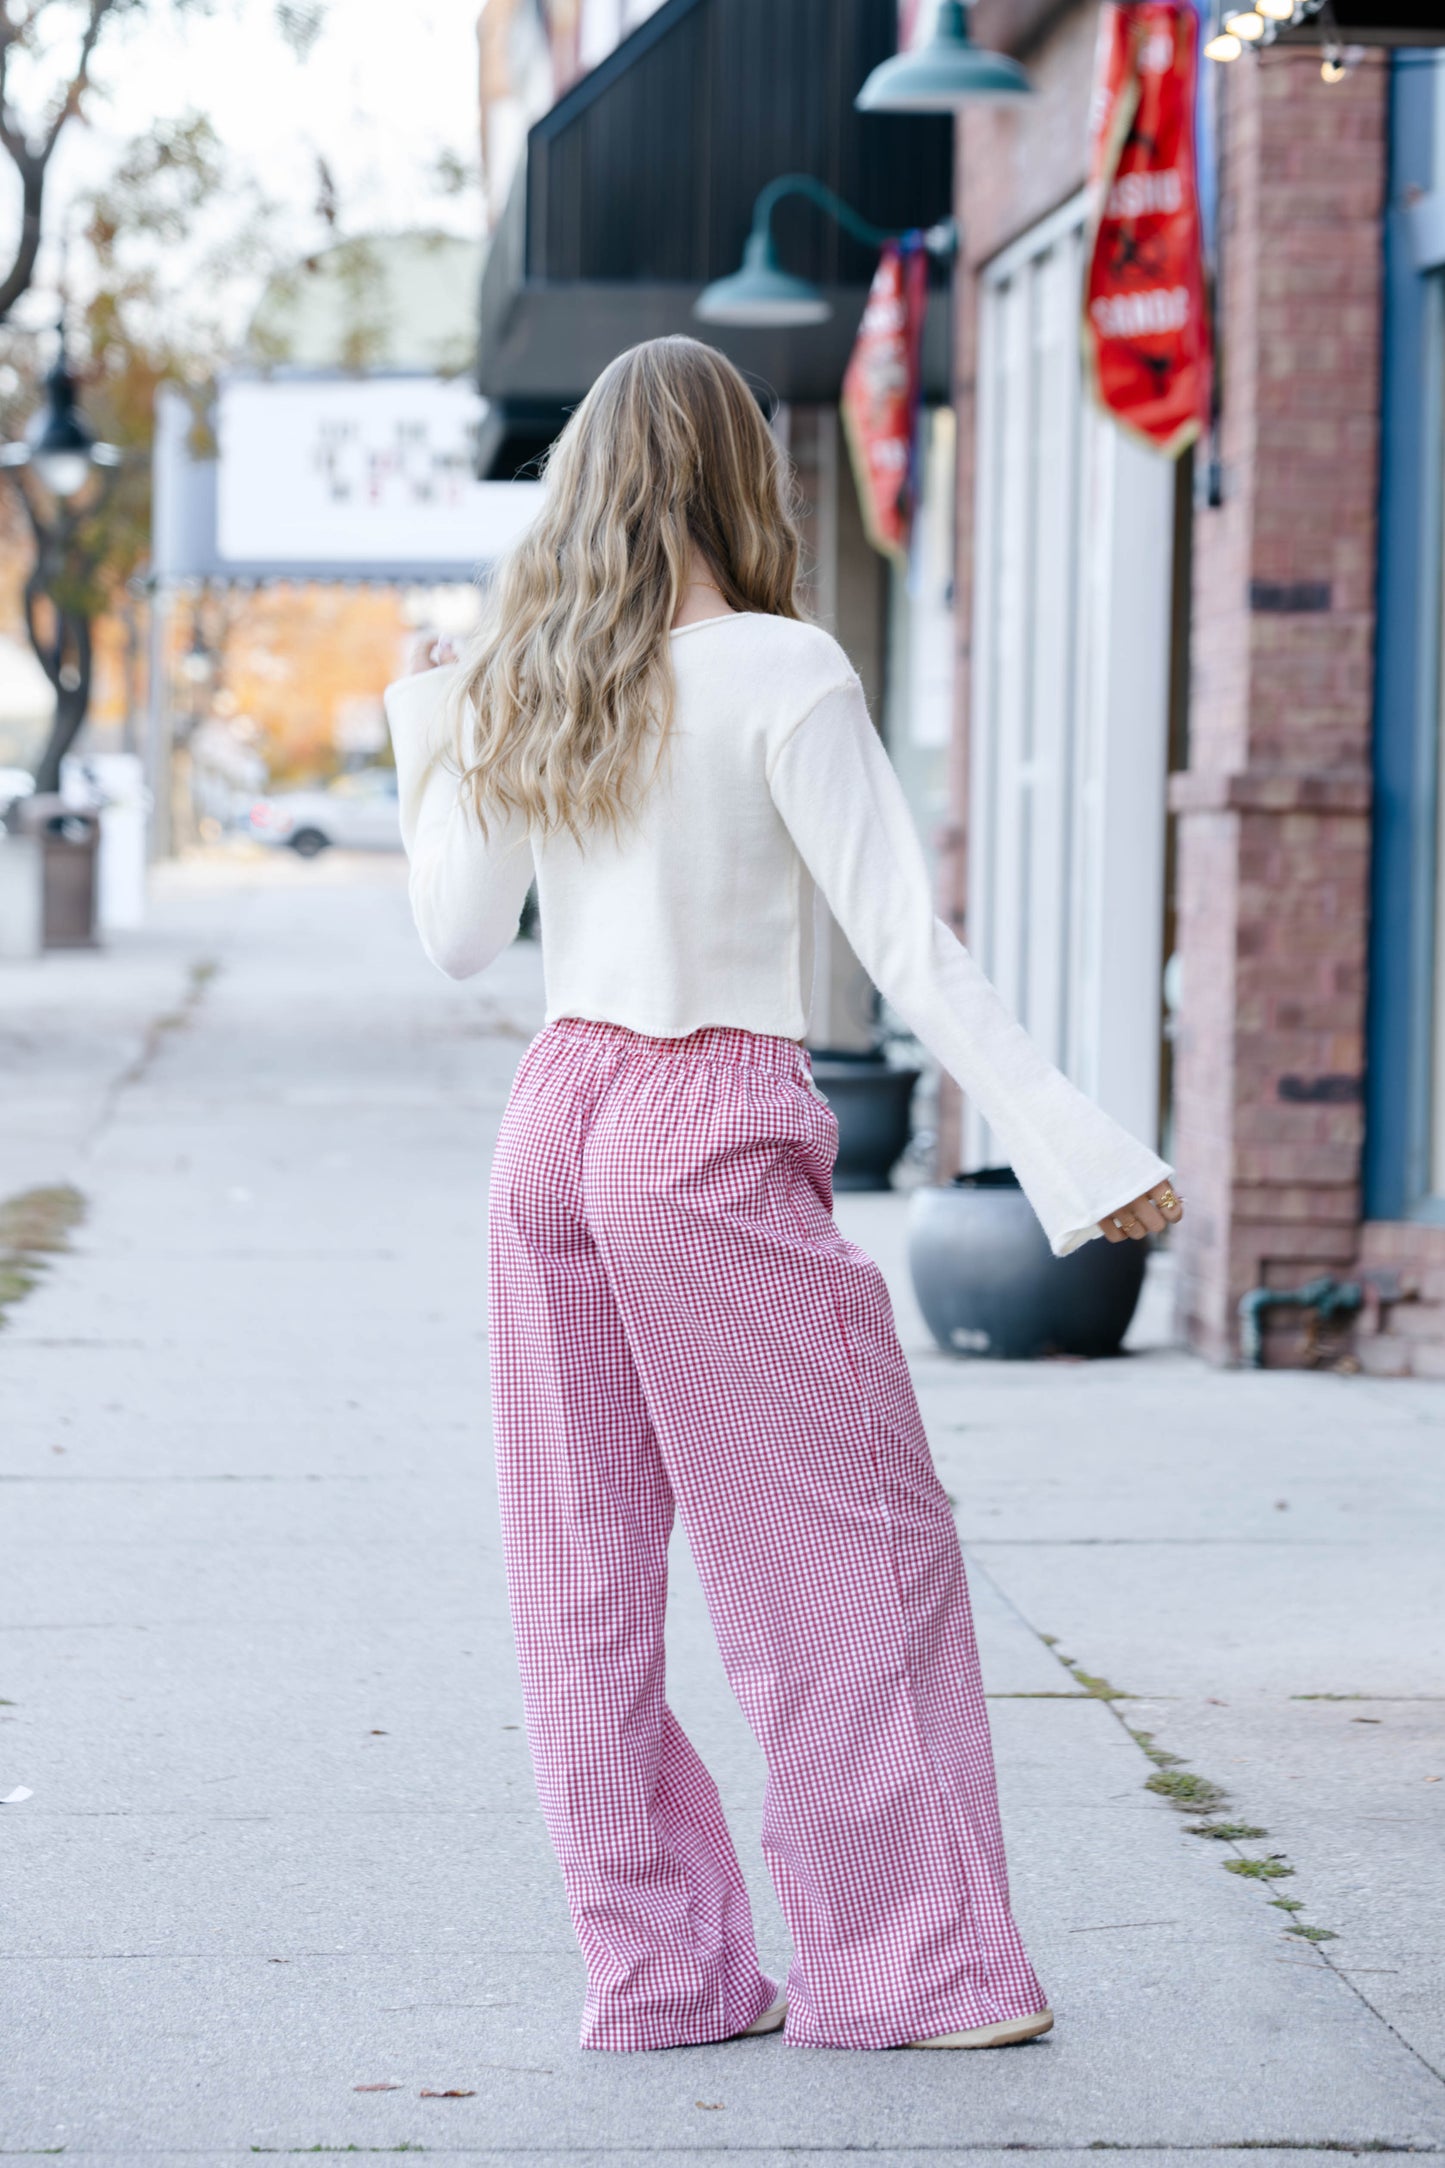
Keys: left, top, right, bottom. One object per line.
{"left": 973, "top": 0, "right": 1445, "bottom": 50}
{"left": 1274, "top": 5, "right": 1445, "bottom": 41}
{"left": 476, "top": 0, "right": 953, "bottom": 475}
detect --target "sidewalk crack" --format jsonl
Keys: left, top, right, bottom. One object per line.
{"left": 961, "top": 1547, "right": 1445, "bottom": 2096}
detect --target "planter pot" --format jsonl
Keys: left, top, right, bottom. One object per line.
{"left": 907, "top": 1167, "right": 1146, "bottom": 1360}
{"left": 807, "top": 1047, "right": 921, "bottom": 1192}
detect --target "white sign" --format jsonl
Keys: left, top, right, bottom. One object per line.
{"left": 215, "top": 377, "right": 543, "bottom": 566}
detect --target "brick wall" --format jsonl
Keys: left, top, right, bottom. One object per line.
{"left": 1352, "top": 1224, "right": 1445, "bottom": 1380}
{"left": 1171, "top": 48, "right": 1386, "bottom": 1364}
{"left": 943, "top": 15, "right": 1391, "bottom": 1368}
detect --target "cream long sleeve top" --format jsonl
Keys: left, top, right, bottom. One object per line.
{"left": 383, "top": 610, "right": 1172, "bottom": 1256}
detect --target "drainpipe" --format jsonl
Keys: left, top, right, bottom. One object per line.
{"left": 1236, "top": 1276, "right": 1362, "bottom": 1368}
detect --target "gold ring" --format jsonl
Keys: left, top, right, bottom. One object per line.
{"left": 1159, "top": 1188, "right": 1178, "bottom": 1210}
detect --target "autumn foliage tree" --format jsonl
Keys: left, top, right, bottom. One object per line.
{"left": 0, "top": 0, "right": 327, "bottom": 784}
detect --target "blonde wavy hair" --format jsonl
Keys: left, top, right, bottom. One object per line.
{"left": 452, "top": 335, "right": 803, "bottom": 839}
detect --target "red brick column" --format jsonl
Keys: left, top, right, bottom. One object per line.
{"left": 1170, "top": 50, "right": 1386, "bottom": 1364}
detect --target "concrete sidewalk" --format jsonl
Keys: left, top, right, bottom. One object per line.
{"left": 1, "top": 851, "right": 1441, "bottom": 2166}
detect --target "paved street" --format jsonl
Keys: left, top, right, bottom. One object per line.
{"left": 2, "top": 851, "right": 1442, "bottom": 2166}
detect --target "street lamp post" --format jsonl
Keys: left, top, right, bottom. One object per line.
{"left": 695, "top": 7, "right": 1032, "bottom": 330}
{"left": 854, "top": 0, "right": 1033, "bottom": 109}
{"left": 694, "top": 174, "right": 957, "bottom": 328}
{"left": 0, "top": 328, "right": 122, "bottom": 796}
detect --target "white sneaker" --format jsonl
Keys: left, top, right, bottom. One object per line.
{"left": 910, "top": 2008, "right": 1054, "bottom": 2050}
{"left": 735, "top": 1991, "right": 787, "bottom": 2037}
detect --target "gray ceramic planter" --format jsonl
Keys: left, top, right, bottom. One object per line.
{"left": 808, "top": 1047, "right": 921, "bottom": 1192}
{"left": 907, "top": 1167, "right": 1146, "bottom": 1360}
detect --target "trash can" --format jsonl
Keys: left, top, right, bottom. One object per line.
{"left": 18, "top": 795, "right": 100, "bottom": 949}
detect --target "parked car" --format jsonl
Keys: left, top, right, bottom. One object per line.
{"left": 244, "top": 768, "right": 400, "bottom": 857}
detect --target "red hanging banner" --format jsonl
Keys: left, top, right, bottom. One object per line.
{"left": 842, "top": 239, "right": 929, "bottom": 563}
{"left": 1083, "top": 2, "right": 1212, "bottom": 457}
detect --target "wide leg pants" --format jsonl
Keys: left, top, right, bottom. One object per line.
{"left": 487, "top": 1017, "right": 1047, "bottom": 2051}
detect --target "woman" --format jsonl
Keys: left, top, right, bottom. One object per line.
{"left": 384, "top": 336, "right": 1181, "bottom": 2057}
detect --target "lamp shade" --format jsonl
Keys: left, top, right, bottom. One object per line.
{"left": 855, "top": 0, "right": 1032, "bottom": 111}
{"left": 694, "top": 231, "right": 831, "bottom": 328}
{"left": 25, "top": 351, "right": 97, "bottom": 498}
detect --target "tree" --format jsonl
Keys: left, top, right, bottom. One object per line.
{"left": 0, "top": 1, "right": 188, "bottom": 325}
{"left": 0, "top": 105, "right": 244, "bottom": 788}
{"left": 0, "top": 0, "right": 330, "bottom": 326}
{"left": 0, "top": 5, "right": 331, "bottom": 786}
{"left": 5, "top": 366, "right": 115, "bottom": 792}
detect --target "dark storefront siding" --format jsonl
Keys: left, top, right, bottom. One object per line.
{"left": 528, "top": 0, "right": 951, "bottom": 291}
{"left": 475, "top": 0, "right": 953, "bottom": 434}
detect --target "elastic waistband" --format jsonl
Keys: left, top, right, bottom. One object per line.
{"left": 544, "top": 1015, "right": 808, "bottom": 1081}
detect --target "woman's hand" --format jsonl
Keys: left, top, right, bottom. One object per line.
{"left": 403, "top": 632, "right": 459, "bottom": 675}
{"left": 1099, "top": 1180, "right": 1184, "bottom": 1243}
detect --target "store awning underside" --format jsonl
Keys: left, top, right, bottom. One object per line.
{"left": 476, "top": 0, "right": 953, "bottom": 478}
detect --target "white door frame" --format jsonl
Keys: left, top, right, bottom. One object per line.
{"left": 966, "top": 191, "right": 1173, "bottom": 1166}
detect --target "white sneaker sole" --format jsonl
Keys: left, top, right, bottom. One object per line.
{"left": 736, "top": 1992, "right": 787, "bottom": 2037}
{"left": 910, "top": 2008, "right": 1054, "bottom": 2050}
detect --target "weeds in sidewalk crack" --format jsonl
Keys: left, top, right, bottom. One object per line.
{"left": 1146, "top": 1768, "right": 1229, "bottom": 1810}
{"left": 1128, "top": 1728, "right": 1188, "bottom": 1769}
{"left": 1071, "top": 1668, "right": 1126, "bottom": 1700}
{"left": 1048, "top": 1650, "right": 1128, "bottom": 1699}
{"left": 1030, "top": 1628, "right": 1344, "bottom": 1953}
{"left": 0, "top": 1185, "right": 84, "bottom": 1331}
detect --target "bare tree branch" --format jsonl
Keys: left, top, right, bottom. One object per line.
{"left": 0, "top": 0, "right": 124, "bottom": 323}
{"left": 0, "top": 25, "right": 32, "bottom": 166}
{"left": 42, "top": 0, "right": 113, "bottom": 157}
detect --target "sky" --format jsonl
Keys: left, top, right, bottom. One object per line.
{"left": 5, "top": 0, "right": 487, "bottom": 345}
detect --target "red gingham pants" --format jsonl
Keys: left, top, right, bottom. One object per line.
{"left": 488, "top": 1018, "right": 1047, "bottom": 2051}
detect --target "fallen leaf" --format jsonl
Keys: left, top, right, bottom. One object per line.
{"left": 354, "top": 2083, "right": 402, "bottom": 2092}
{"left": 695, "top": 2100, "right": 724, "bottom": 2111}
{"left": 420, "top": 2087, "right": 476, "bottom": 2098}
{"left": 1, "top": 1787, "right": 33, "bottom": 1805}
{"left": 369, "top": 1729, "right": 387, "bottom": 1736}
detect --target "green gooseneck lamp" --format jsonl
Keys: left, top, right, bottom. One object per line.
{"left": 855, "top": 0, "right": 1032, "bottom": 112}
